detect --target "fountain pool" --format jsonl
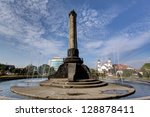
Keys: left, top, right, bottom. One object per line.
{"left": 0, "top": 78, "right": 150, "bottom": 99}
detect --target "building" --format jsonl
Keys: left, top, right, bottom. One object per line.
{"left": 113, "top": 64, "right": 134, "bottom": 70}
{"left": 113, "top": 64, "right": 128, "bottom": 70}
{"left": 97, "top": 59, "right": 113, "bottom": 73}
{"left": 48, "top": 57, "right": 63, "bottom": 71}
{"left": 6, "top": 65, "right": 15, "bottom": 69}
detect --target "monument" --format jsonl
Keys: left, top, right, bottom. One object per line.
{"left": 11, "top": 10, "right": 135, "bottom": 99}
{"left": 49, "top": 10, "right": 90, "bottom": 81}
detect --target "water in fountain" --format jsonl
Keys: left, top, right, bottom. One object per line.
{"left": 116, "top": 70, "right": 124, "bottom": 84}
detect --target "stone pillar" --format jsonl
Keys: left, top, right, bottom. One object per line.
{"left": 48, "top": 10, "right": 90, "bottom": 81}
{"left": 69, "top": 10, "right": 77, "bottom": 49}
{"left": 66, "top": 10, "right": 80, "bottom": 58}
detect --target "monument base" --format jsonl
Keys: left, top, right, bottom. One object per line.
{"left": 48, "top": 48, "right": 90, "bottom": 81}
{"left": 48, "top": 62, "right": 90, "bottom": 81}
{"left": 11, "top": 79, "right": 135, "bottom": 99}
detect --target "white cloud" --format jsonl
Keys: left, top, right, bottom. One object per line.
{"left": 0, "top": 25, "right": 16, "bottom": 36}
{"left": 100, "top": 32, "right": 150, "bottom": 56}
{"left": 0, "top": 0, "right": 150, "bottom": 68}
{"left": 124, "top": 58, "right": 150, "bottom": 69}
{"left": 81, "top": 31, "right": 150, "bottom": 68}
{"left": 78, "top": 5, "right": 123, "bottom": 40}
{"left": 78, "top": 3, "right": 150, "bottom": 66}
{"left": 84, "top": 40, "right": 103, "bottom": 49}
{"left": 0, "top": 0, "right": 66, "bottom": 57}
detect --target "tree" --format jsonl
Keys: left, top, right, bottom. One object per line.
{"left": 141, "top": 63, "right": 150, "bottom": 78}
{"left": 141, "top": 63, "right": 150, "bottom": 70}
{"left": 49, "top": 67, "right": 56, "bottom": 75}
{"left": 90, "top": 69, "right": 100, "bottom": 78}
{"left": 25, "top": 64, "right": 37, "bottom": 75}
{"left": 123, "top": 69, "right": 132, "bottom": 77}
{"left": 9, "top": 67, "right": 15, "bottom": 73}
{"left": 38, "top": 64, "right": 55, "bottom": 76}
{"left": 38, "top": 64, "right": 50, "bottom": 75}
{"left": 0, "top": 64, "right": 6, "bottom": 71}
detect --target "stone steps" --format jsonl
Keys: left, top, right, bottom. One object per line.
{"left": 67, "top": 80, "right": 102, "bottom": 85}
{"left": 40, "top": 79, "right": 108, "bottom": 88}
{"left": 51, "top": 82, "right": 107, "bottom": 88}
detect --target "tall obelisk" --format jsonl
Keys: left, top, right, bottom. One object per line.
{"left": 48, "top": 10, "right": 90, "bottom": 81}
{"left": 65, "top": 10, "right": 82, "bottom": 63}
{"left": 65, "top": 10, "right": 89, "bottom": 81}
{"left": 69, "top": 10, "right": 77, "bottom": 49}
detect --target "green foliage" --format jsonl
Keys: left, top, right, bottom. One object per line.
{"left": 141, "top": 63, "right": 150, "bottom": 78}
{"left": 0, "top": 64, "right": 14, "bottom": 75}
{"left": 143, "top": 71, "right": 150, "bottom": 78}
{"left": 141, "top": 69, "right": 150, "bottom": 78}
{"left": 141, "top": 63, "right": 150, "bottom": 70}
{"left": 0, "top": 64, "right": 7, "bottom": 71}
{"left": 48, "top": 67, "right": 56, "bottom": 75}
{"left": 122, "top": 69, "right": 135, "bottom": 77}
{"left": 38, "top": 64, "right": 56, "bottom": 76}
{"left": 13, "top": 68, "right": 28, "bottom": 75}
{"left": 38, "top": 64, "right": 49, "bottom": 75}
{"left": 142, "top": 63, "right": 150, "bottom": 70}
{"left": 25, "top": 64, "right": 37, "bottom": 75}
{"left": 0, "top": 63, "right": 56, "bottom": 77}
{"left": 90, "top": 69, "right": 100, "bottom": 78}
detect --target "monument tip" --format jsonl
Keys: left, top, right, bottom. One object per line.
{"left": 69, "top": 9, "right": 77, "bottom": 16}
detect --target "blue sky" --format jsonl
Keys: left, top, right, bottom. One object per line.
{"left": 0, "top": 0, "right": 150, "bottom": 69}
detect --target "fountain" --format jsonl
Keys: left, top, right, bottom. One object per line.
{"left": 9, "top": 10, "right": 136, "bottom": 100}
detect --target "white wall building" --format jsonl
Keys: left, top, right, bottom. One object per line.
{"left": 97, "top": 59, "right": 113, "bottom": 73}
